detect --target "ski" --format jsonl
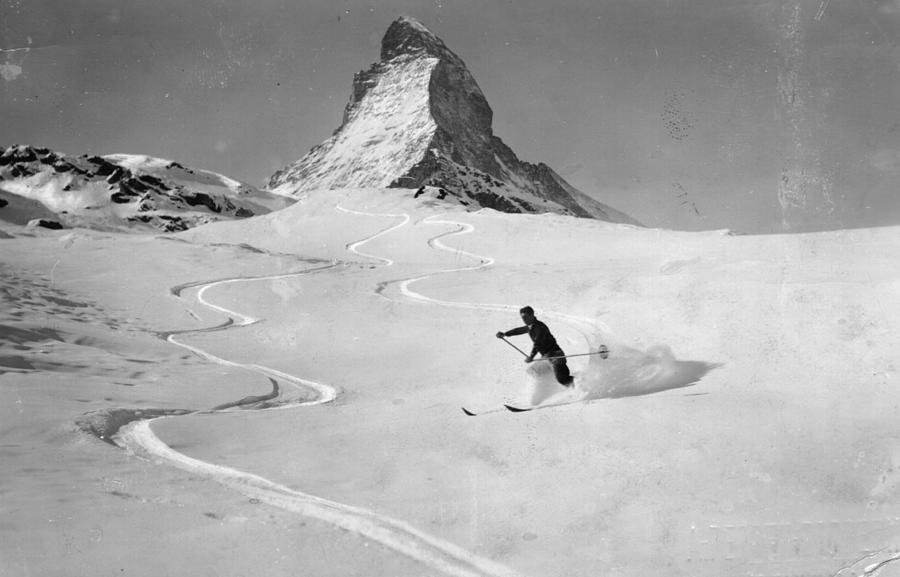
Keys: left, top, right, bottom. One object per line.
{"left": 463, "top": 398, "right": 592, "bottom": 416}
{"left": 461, "top": 404, "right": 539, "bottom": 414}
{"left": 506, "top": 399, "right": 592, "bottom": 413}
{"left": 504, "top": 404, "right": 533, "bottom": 413}
{"left": 460, "top": 406, "right": 510, "bottom": 417}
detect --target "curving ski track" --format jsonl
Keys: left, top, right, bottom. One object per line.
{"left": 161, "top": 265, "right": 340, "bottom": 408}
{"left": 336, "top": 205, "right": 410, "bottom": 265}
{"left": 114, "top": 209, "right": 524, "bottom": 577}
{"left": 398, "top": 215, "right": 607, "bottom": 340}
{"left": 121, "top": 418, "right": 517, "bottom": 577}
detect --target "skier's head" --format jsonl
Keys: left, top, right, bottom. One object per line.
{"left": 519, "top": 306, "right": 535, "bottom": 324}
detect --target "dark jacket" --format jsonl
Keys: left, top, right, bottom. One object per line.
{"left": 504, "top": 320, "right": 562, "bottom": 357}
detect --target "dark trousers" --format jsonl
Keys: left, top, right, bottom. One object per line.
{"left": 545, "top": 350, "right": 572, "bottom": 385}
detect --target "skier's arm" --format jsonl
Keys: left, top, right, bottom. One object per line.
{"left": 497, "top": 326, "right": 528, "bottom": 338}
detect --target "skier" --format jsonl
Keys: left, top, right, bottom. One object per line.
{"left": 496, "top": 306, "right": 573, "bottom": 386}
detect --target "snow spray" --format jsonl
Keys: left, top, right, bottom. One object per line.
{"left": 523, "top": 337, "right": 717, "bottom": 405}
{"left": 578, "top": 342, "right": 716, "bottom": 399}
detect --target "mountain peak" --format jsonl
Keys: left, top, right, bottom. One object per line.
{"left": 268, "top": 18, "right": 639, "bottom": 225}
{"left": 381, "top": 17, "right": 449, "bottom": 61}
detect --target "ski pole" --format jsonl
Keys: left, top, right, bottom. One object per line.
{"left": 499, "top": 336, "right": 529, "bottom": 358}
{"left": 539, "top": 345, "right": 610, "bottom": 362}
{"left": 539, "top": 351, "right": 606, "bottom": 361}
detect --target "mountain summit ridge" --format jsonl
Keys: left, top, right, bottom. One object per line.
{"left": 380, "top": 15, "right": 456, "bottom": 62}
{"left": 269, "top": 17, "right": 638, "bottom": 224}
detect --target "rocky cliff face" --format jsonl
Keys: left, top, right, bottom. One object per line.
{"left": 0, "top": 145, "right": 293, "bottom": 232}
{"left": 269, "top": 17, "right": 638, "bottom": 225}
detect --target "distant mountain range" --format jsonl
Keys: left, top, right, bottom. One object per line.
{"left": 0, "top": 17, "right": 637, "bottom": 233}
{"left": 270, "top": 17, "right": 638, "bottom": 225}
{"left": 0, "top": 145, "right": 293, "bottom": 232}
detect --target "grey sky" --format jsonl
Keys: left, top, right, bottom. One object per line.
{"left": 2, "top": 0, "right": 899, "bottom": 232}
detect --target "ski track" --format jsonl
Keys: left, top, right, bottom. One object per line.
{"left": 164, "top": 266, "right": 339, "bottom": 409}
{"left": 336, "top": 205, "right": 410, "bottom": 265}
{"left": 115, "top": 208, "right": 524, "bottom": 577}
{"left": 121, "top": 418, "right": 517, "bottom": 577}
{"left": 401, "top": 215, "right": 608, "bottom": 341}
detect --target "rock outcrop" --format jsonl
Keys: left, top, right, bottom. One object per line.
{"left": 269, "top": 17, "right": 638, "bottom": 224}
{"left": 0, "top": 145, "right": 294, "bottom": 232}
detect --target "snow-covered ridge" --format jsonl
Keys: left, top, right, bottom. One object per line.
{"left": 268, "top": 17, "right": 640, "bottom": 225}
{"left": 0, "top": 145, "right": 294, "bottom": 232}
{"left": 269, "top": 54, "right": 440, "bottom": 193}
{"left": 104, "top": 153, "right": 246, "bottom": 192}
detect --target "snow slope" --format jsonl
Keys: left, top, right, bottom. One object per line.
{"left": 0, "top": 186, "right": 59, "bottom": 225}
{"left": 1, "top": 187, "right": 899, "bottom": 577}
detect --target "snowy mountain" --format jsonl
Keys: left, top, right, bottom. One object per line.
{"left": 0, "top": 145, "right": 294, "bottom": 232}
{"left": 269, "top": 17, "right": 638, "bottom": 225}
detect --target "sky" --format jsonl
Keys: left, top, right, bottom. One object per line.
{"left": 2, "top": 0, "right": 900, "bottom": 233}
